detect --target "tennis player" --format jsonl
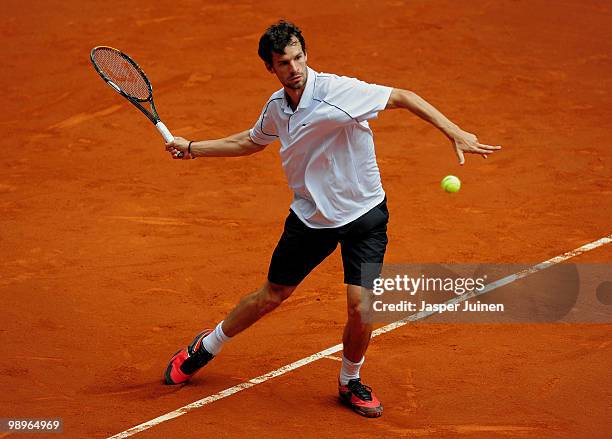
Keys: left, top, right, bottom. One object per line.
{"left": 164, "top": 20, "right": 500, "bottom": 418}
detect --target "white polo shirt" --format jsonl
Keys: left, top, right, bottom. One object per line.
{"left": 249, "top": 67, "right": 392, "bottom": 228}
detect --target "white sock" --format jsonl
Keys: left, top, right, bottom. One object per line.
{"left": 339, "top": 355, "right": 365, "bottom": 386}
{"left": 201, "top": 321, "right": 231, "bottom": 356}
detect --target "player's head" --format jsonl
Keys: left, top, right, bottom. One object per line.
{"left": 258, "top": 20, "right": 308, "bottom": 90}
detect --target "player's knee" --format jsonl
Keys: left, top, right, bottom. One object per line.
{"left": 347, "top": 286, "right": 371, "bottom": 322}
{"left": 347, "top": 300, "right": 364, "bottom": 320}
{"left": 258, "top": 282, "right": 295, "bottom": 313}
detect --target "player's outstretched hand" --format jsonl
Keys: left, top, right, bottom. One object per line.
{"left": 165, "top": 136, "right": 193, "bottom": 160}
{"left": 451, "top": 129, "right": 501, "bottom": 165}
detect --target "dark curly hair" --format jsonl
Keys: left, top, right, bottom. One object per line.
{"left": 258, "top": 20, "right": 307, "bottom": 66}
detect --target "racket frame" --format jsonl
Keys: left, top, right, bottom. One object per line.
{"left": 90, "top": 46, "right": 174, "bottom": 143}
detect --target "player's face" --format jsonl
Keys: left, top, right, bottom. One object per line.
{"left": 267, "top": 38, "right": 308, "bottom": 90}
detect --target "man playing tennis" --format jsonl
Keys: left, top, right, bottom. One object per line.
{"left": 164, "top": 20, "right": 500, "bottom": 417}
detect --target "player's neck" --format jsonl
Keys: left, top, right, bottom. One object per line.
{"left": 284, "top": 87, "right": 304, "bottom": 112}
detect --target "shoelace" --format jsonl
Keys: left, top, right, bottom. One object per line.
{"left": 347, "top": 379, "right": 373, "bottom": 401}
{"left": 181, "top": 343, "right": 213, "bottom": 374}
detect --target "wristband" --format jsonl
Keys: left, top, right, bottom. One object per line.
{"left": 188, "top": 141, "right": 194, "bottom": 158}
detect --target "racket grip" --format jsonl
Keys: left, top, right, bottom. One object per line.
{"left": 156, "top": 121, "right": 185, "bottom": 158}
{"left": 156, "top": 121, "right": 174, "bottom": 143}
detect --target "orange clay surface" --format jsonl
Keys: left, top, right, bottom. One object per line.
{"left": 1, "top": 0, "right": 611, "bottom": 438}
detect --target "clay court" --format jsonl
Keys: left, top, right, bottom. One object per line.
{"left": 1, "top": 0, "right": 611, "bottom": 437}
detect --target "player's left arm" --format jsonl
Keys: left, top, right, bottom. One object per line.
{"left": 385, "top": 88, "right": 501, "bottom": 165}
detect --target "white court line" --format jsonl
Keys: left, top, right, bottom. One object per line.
{"left": 108, "top": 234, "right": 611, "bottom": 439}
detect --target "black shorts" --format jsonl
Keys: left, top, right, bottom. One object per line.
{"left": 267, "top": 198, "right": 389, "bottom": 289}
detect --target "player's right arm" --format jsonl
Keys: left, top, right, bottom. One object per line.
{"left": 165, "top": 130, "right": 265, "bottom": 159}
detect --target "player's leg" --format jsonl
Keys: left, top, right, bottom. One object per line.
{"left": 164, "top": 209, "right": 338, "bottom": 385}
{"left": 221, "top": 281, "right": 297, "bottom": 337}
{"left": 342, "top": 283, "right": 373, "bottom": 363}
{"left": 164, "top": 281, "right": 295, "bottom": 385}
{"left": 338, "top": 198, "right": 389, "bottom": 417}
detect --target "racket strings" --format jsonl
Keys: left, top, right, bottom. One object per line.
{"left": 93, "top": 48, "right": 150, "bottom": 100}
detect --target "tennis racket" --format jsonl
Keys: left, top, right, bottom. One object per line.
{"left": 90, "top": 46, "right": 184, "bottom": 157}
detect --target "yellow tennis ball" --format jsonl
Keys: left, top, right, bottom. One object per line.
{"left": 441, "top": 175, "right": 461, "bottom": 193}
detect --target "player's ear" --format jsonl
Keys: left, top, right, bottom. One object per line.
{"left": 265, "top": 62, "right": 274, "bottom": 74}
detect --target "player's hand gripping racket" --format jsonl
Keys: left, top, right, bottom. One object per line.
{"left": 90, "top": 46, "right": 184, "bottom": 158}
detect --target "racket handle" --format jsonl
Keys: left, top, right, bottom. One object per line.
{"left": 155, "top": 120, "right": 184, "bottom": 158}
{"left": 156, "top": 121, "right": 185, "bottom": 158}
{"left": 156, "top": 121, "right": 174, "bottom": 143}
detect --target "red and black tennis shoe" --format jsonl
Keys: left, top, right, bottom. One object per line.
{"left": 164, "top": 329, "right": 214, "bottom": 385}
{"left": 338, "top": 378, "right": 383, "bottom": 418}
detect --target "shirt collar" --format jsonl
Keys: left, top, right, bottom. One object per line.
{"left": 281, "top": 66, "right": 316, "bottom": 114}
